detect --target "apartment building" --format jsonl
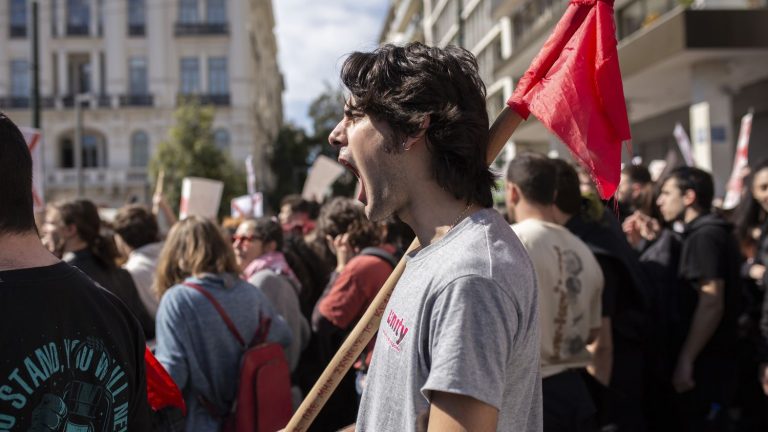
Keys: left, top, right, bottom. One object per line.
{"left": 0, "top": 0, "right": 283, "bottom": 207}
{"left": 382, "top": 0, "right": 768, "bottom": 194}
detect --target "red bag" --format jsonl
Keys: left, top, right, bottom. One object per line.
{"left": 184, "top": 282, "right": 293, "bottom": 432}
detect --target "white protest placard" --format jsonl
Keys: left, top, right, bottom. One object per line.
{"left": 179, "top": 177, "right": 224, "bottom": 220}
{"left": 302, "top": 155, "right": 346, "bottom": 200}
{"left": 673, "top": 122, "right": 695, "bottom": 167}
{"left": 20, "top": 127, "right": 45, "bottom": 212}
{"left": 245, "top": 155, "right": 256, "bottom": 196}
{"left": 723, "top": 111, "right": 754, "bottom": 210}
{"left": 690, "top": 102, "right": 712, "bottom": 171}
{"left": 648, "top": 159, "right": 668, "bottom": 182}
{"left": 231, "top": 192, "right": 264, "bottom": 218}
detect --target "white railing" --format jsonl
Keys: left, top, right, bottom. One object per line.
{"left": 46, "top": 167, "right": 149, "bottom": 187}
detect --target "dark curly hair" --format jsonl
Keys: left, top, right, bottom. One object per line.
{"left": 340, "top": 42, "right": 495, "bottom": 208}
{"left": 317, "top": 197, "right": 380, "bottom": 250}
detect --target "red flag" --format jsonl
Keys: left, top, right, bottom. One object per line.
{"left": 145, "top": 346, "right": 187, "bottom": 414}
{"left": 507, "top": 0, "right": 630, "bottom": 199}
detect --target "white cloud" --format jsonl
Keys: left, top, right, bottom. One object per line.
{"left": 274, "top": 0, "right": 390, "bottom": 132}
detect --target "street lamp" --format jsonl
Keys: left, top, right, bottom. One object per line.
{"left": 74, "top": 93, "right": 91, "bottom": 197}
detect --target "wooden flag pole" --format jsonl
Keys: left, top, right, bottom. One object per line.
{"left": 284, "top": 109, "right": 523, "bottom": 431}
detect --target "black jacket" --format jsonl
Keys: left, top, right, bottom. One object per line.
{"left": 65, "top": 248, "right": 155, "bottom": 339}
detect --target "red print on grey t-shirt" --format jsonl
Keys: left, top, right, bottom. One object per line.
{"left": 384, "top": 309, "right": 410, "bottom": 351}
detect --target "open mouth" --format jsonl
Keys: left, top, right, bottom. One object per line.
{"left": 338, "top": 157, "right": 367, "bottom": 205}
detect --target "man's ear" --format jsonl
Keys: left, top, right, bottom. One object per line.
{"left": 682, "top": 188, "right": 697, "bottom": 208}
{"left": 62, "top": 223, "right": 78, "bottom": 240}
{"left": 418, "top": 115, "right": 430, "bottom": 133}
{"left": 403, "top": 115, "right": 431, "bottom": 151}
{"left": 505, "top": 182, "right": 520, "bottom": 205}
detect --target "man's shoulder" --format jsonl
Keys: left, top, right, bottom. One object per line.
{"left": 3, "top": 261, "right": 117, "bottom": 301}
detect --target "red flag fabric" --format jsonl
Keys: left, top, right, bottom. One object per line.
{"left": 145, "top": 346, "right": 187, "bottom": 414}
{"left": 507, "top": 0, "right": 631, "bottom": 199}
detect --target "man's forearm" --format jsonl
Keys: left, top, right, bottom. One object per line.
{"left": 587, "top": 318, "right": 613, "bottom": 386}
{"left": 679, "top": 280, "right": 724, "bottom": 363}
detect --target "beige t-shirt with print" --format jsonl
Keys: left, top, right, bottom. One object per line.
{"left": 512, "top": 219, "right": 604, "bottom": 378}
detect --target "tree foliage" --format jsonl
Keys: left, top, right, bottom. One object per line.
{"left": 267, "top": 123, "right": 311, "bottom": 211}
{"left": 306, "top": 85, "right": 356, "bottom": 197}
{"left": 268, "top": 84, "right": 355, "bottom": 206}
{"left": 149, "top": 100, "right": 246, "bottom": 218}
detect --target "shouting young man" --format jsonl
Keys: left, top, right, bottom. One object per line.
{"left": 328, "top": 42, "right": 542, "bottom": 431}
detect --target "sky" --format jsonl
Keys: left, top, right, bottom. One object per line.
{"left": 273, "top": 1, "right": 391, "bottom": 134}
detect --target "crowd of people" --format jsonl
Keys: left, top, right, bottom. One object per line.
{"left": 2, "top": 41, "right": 767, "bottom": 432}
{"left": 32, "top": 187, "right": 417, "bottom": 431}
{"left": 12, "top": 154, "right": 768, "bottom": 432}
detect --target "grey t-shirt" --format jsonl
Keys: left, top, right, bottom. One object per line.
{"left": 356, "top": 208, "right": 542, "bottom": 431}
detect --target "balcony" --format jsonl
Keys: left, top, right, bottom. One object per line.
{"left": 66, "top": 25, "right": 90, "bottom": 36}
{"left": 128, "top": 24, "right": 145, "bottom": 37}
{"left": 10, "top": 25, "right": 26, "bottom": 38}
{"left": 174, "top": 22, "right": 228, "bottom": 36}
{"left": 46, "top": 167, "right": 150, "bottom": 189}
{"left": 120, "top": 94, "right": 154, "bottom": 107}
{"left": 618, "top": 0, "right": 679, "bottom": 41}
{"left": 97, "top": 94, "right": 112, "bottom": 108}
{"left": 0, "top": 97, "right": 30, "bottom": 109}
{"left": 61, "top": 95, "right": 91, "bottom": 109}
{"left": 177, "top": 93, "right": 230, "bottom": 106}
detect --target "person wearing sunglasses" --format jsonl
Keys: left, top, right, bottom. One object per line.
{"left": 233, "top": 218, "right": 310, "bottom": 379}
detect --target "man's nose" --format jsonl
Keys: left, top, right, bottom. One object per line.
{"left": 328, "top": 120, "right": 345, "bottom": 148}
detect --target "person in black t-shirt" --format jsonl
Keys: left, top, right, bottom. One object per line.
{"left": 656, "top": 166, "right": 740, "bottom": 432}
{"left": 0, "top": 112, "right": 152, "bottom": 431}
{"left": 552, "top": 158, "right": 652, "bottom": 432}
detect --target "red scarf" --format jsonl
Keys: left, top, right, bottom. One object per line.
{"left": 145, "top": 346, "right": 186, "bottom": 414}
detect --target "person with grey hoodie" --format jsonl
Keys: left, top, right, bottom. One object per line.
{"left": 113, "top": 204, "right": 164, "bottom": 319}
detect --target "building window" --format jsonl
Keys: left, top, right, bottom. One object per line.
{"left": 60, "top": 133, "right": 105, "bottom": 168}
{"left": 129, "top": 57, "right": 148, "bottom": 95}
{"left": 131, "top": 131, "right": 150, "bottom": 167}
{"left": 213, "top": 129, "right": 230, "bottom": 153}
{"left": 208, "top": 57, "right": 228, "bottom": 95}
{"left": 77, "top": 62, "right": 92, "bottom": 94}
{"left": 618, "top": 0, "right": 676, "bottom": 39}
{"left": 207, "top": 0, "right": 226, "bottom": 24}
{"left": 128, "top": 0, "right": 146, "bottom": 35}
{"left": 11, "top": 60, "right": 30, "bottom": 97}
{"left": 82, "top": 135, "right": 99, "bottom": 167}
{"left": 67, "top": 0, "right": 90, "bottom": 35}
{"left": 179, "top": 58, "right": 200, "bottom": 94}
{"left": 179, "top": 0, "right": 198, "bottom": 23}
{"left": 51, "top": 0, "right": 58, "bottom": 36}
{"left": 10, "top": 0, "right": 27, "bottom": 38}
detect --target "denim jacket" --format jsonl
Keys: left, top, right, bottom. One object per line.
{"left": 155, "top": 273, "right": 292, "bottom": 431}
